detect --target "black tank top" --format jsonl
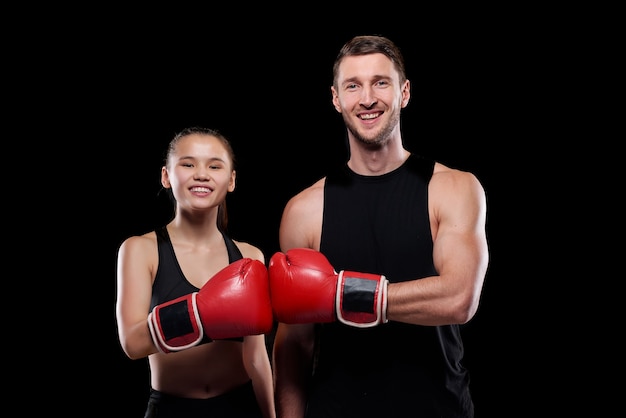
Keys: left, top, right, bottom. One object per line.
{"left": 308, "top": 154, "right": 474, "bottom": 417}
{"left": 150, "top": 227, "right": 243, "bottom": 310}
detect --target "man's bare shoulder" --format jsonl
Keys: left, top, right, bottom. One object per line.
{"left": 279, "top": 178, "right": 326, "bottom": 250}
{"left": 284, "top": 177, "right": 326, "bottom": 213}
{"left": 430, "top": 162, "right": 486, "bottom": 218}
{"left": 432, "top": 162, "right": 483, "bottom": 190}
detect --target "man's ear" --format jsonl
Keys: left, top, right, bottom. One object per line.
{"left": 401, "top": 79, "right": 411, "bottom": 108}
{"left": 331, "top": 86, "right": 342, "bottom": 113}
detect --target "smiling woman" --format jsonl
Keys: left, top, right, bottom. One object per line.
{"left": 115, "top": 126, "right": 276, "bottom": 418}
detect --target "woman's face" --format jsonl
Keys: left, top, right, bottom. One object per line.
{"left": 161, "top": 133, "right": 235, "bottom": 212}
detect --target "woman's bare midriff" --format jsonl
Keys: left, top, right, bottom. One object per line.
{"left": 148, "top": 340, "right": 250, "bottom": 398}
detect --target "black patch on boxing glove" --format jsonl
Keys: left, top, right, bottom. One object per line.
{"left": 159, "top": 299, "right": 194, "bottom": 340}
{"left": 342, "top": 276, "right": 377, "bottom": 313}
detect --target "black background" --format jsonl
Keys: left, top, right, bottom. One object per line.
{"left": 102, "top": 15, "right": 592, "bottom": 416}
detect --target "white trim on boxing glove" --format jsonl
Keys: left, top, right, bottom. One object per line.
{"left": 380, "top": 279, "right": 389, "bottom": 324}
{"left": 336, "top": 271, "right": 389, "bottom": 328}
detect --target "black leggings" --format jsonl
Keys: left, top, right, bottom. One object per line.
{"left": 144, "top": 380, "right": 263, "bottom": 418}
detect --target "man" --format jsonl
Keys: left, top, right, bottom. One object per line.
{"left": 269, "top": 35, "right": 489, "bottom": 417}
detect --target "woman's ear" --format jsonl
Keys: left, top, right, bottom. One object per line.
{"left": 228, "top": 170, "right": 236, "bottom": 192}
{"left": 161, "top": 166, "right": 171, "bottom": 188}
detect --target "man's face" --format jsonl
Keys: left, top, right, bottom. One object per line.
{"left": 331, "top": 53, "right": 410, "bottom": 146}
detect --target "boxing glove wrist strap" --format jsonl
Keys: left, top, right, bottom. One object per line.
{"left": 148, "top": 292, "right": 212, "bottom": 353}
{"left": 336, "top": 271, "right": 389, "bottom": 328}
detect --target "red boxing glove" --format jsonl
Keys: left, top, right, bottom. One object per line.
{"left": 148, "top": 258, "right": 273, "bottom": 353}
{"left": 269, "top": 248, "right": 388, "bottom": 328}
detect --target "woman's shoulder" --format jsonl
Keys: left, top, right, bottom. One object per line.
{"left": 232, "top": 240, "right": 265, "bottom": 264}
{"left": 116, "top": 231, "right": 160, "bottom": 276}
{"left": 118, "top": 230, "right": 158, "bottom": 255}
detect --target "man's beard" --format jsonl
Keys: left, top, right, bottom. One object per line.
{"left": 343, "top": 108, "right": 400, "bottom": 148}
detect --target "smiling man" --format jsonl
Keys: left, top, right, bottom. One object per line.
{"left": 270, "top": 35, "right": 489, "bottom": 418}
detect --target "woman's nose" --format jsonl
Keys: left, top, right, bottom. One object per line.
{"left": 194, "top": 168, "right": 210, "bottom": 180}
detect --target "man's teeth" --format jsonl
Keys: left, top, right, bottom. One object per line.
{"left": 360, "top": 113, "right": 380, "bottom": 120}
{"left": 191, "top": 187, "right": 210, "bottom": 192}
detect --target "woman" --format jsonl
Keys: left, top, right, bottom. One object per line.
{"left": 116, "top": 126, "right": 275, "bottom": 418}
